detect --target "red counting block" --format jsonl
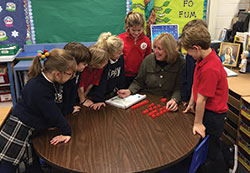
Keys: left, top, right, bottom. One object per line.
{"left": 131, "top": 100, "right": 149, "bottom": 109}
{"left": 152, "top": 110, "right": 157, "bottom": 114}
{"left": 161, "top": 98, "right": 167, "bottom": 103}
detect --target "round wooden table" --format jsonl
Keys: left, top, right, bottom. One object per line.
{"left": 33, "top": 94, "right": 200, "bottom": 173}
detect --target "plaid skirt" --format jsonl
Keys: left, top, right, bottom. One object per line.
{"left": 0, "top": 114, "right": 34, "bottom": 166}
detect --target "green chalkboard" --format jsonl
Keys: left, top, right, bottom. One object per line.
{"left": 30, "top": 0, "right": 126, "bottom": 43}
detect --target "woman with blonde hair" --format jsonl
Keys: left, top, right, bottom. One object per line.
{"left": 118, "top": 33, "right": 185, "bottom": 111}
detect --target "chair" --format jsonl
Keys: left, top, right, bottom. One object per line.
{"left": 189, "top": 134, "right": 210, "bottom": 173}
{"left": 160, "top": 135, "right": 210, "bottom": 173}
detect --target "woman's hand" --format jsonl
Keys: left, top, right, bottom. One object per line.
{"left": 166, "top": 98, "right": 178, "bottom": 111}
{"left": 50, "top": 135, "right": 71, "bottom": 145}
{"left": 90, "top": 102, "right": 106, "bottom": 110}
{"left": 117, "top": 89, "right": 131, "bottom": 98}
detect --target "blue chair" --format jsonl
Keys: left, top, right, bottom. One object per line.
{"left": 161, "top": 135, "right": 210, "bottom": 173}
{"left": 189, "top": 134, "right": 210, "bottom": 173}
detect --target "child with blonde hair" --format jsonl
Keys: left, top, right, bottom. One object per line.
{"left": 0, "top": 48, "right": 76, "bottom": 172}
{"left": 78, "top": 45, "right": 109, "bottom": 107}
{"left": 118, "top": 11, "right": 151, "bottom": 88}
{"left": 88, "top": 32, "right": 125, "bottom": 110}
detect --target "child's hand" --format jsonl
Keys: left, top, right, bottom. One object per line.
{"left": 82, "top": 99, "right": 94, "bottom": 107}
{"left": 193, "top": 123, "right": 206, "bottom": 138}
{"left": 90, "top": 102, "right": 106, "bottom": 110}
{"left": 117, "top": 89, "right": 131, "bottom": 98}
{"left": 72, "top": 106, "right": 81, "bottom": 113}
{"left": 50, "top": 135, "right": 71, "bottom": 145}
{"left": 166, "top": 98, "right": 178, "bottom": 111}
{"left": 48, "top": 127, "right": 56, "bottom": 130}
{"left": 183, "top": 103, "right": 195, "bottom": 114}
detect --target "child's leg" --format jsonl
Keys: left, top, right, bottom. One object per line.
{"left": 25, "top": 156, "right": 43, "bottom": 173}
{"left": 0, "top": 160, "right": 17, "bottom": 172}
{"left": 201, "top": 110, "right": 228, "bottom": 173}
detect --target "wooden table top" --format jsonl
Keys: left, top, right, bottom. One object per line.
{"left": 227, "top": 71, "right": 250, "bottom": 97}
{"left": 0, "top": 106, "right": 11, "bottom": 127}
{"left": 33, "top": 94, "right": 200, "bottom": 173}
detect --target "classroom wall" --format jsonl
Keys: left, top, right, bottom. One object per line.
{"left": 208, "top": 0, "right": 249, "bottom": 40}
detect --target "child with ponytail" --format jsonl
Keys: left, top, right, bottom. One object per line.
{"left": 0, "top": 48, "right": 76, "bottom": 172}
{"left": 88, "top": 32, "right": 125, "bottom": 110}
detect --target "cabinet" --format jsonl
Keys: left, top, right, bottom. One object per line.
{"left": 13, "top": 61, "right": 32, "bottom": 100}
{"left": 221, "top": 72, "right": 250, "bottom": 145}
{"left": 0, "top": 64, "right": 11, "bottom": 103}
{"left": 0, "top": 49, "right": 21, "bottom": 105}
{"left": 238, "top": 96, "right": 250, "bottom": 172}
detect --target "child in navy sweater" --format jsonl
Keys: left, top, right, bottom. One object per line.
{"left": 0, "top": 49, "right": 76, "bottom": 172}
{"left": 88, "top": 32, "right": 125, "bottom": 110}
{"left": 63, "top": 42, "right": 91, "bottom": 114}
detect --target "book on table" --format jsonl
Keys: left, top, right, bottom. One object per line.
{"left": 105, "top": 94, "right": 146, "bottom": 109}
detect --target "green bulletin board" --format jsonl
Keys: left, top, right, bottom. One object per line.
{"left": 30, "top": 0, "right": 126, "bottom": 43}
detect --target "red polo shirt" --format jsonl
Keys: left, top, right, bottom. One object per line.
{"left": 79, "top": 67, "right": 103, "bottom": 90}
{"left": 193, "top": 49, "right": 228, "bottom": 113}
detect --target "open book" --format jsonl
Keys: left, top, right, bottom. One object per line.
{"left": 105, "top": 94, "right": 146, "bottom": 109}
{"left": 224, "top": 67, "right": 238, "bottom": 77}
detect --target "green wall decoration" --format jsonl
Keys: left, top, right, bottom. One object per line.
{"left": 30, "top": 0, "right": 126, "bottom": 43}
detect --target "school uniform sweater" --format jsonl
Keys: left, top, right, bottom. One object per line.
{"left": 88, "top": 56, "right": 126, "bottom": 102}
{"left": 12, "top": 74, "right": 71, "bottom": 136}
{"left": 180, "top": 54, "right": 196, "bottom": 102}
{"left": 62, "top": 72, "right": 81, "bottom": 115}
{"left": 118, "top": 31, "right": 151, "bottom": 77}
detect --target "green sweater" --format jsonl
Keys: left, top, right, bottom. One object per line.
{"left": 129, "top": 53, "right": 185, "bottom": 101}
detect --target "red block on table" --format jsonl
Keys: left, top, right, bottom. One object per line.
{"left": 131, "top": 100, "right": 149, "bottom": 109}
{"left": 161, "top": 98, "right": 167, "bottom": 103}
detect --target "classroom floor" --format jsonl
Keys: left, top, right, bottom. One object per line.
{"left": 18, "top": 161, "right": 246, "bottom": 173}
